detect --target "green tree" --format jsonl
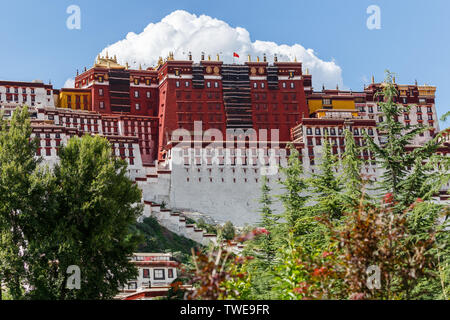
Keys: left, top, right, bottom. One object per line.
{"left": 0, "top": 106, "right": 51, "bottom": 299}
{"left": 221, "top": 221, "right": 236, "bottom": 241}
{"left": 340, "top": 129, "right": 365, "bottom": 208}
{"left": 278, "top": 144, "right": 309, "bottom": 237}
{"left": 364, "top": 71, "right": 439, "bottom": 206}
{"left": 28, "top": 134, "right": 143, "bottom": 299}
{"left": 308, "top": 135, "right": 343, "bottom": 220}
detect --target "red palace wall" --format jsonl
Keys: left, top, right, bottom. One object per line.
{"left": 75, "top": 59, "right": 310, "bottom": 162}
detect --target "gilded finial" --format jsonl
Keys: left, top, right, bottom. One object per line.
{"left": 126, "top": 62, "right": 129, "bottom": 69}
{"left": 306, "top": 68, "right": 309, "bottom": 75}
{"left": 257, "top": 56, "right": 260, "bottom": 62}
{"left": 294, "top": 56, "right": 297, "bottom": 62}
{"left": 208, "top": 54, "right": 211, "bottom": 61}
{"left": 217, "top": 53, "right": 220, "bottom": 61}
{"left": 139, "top": 64, "right": 142, "bottom": 70}
{"left": 371, "top": 75, "right": 375, "bottom": 84}
{"left": 248, "top": 54, "right": 251, "bottom": 62}
{"left": 157, "top": 56, "right": 163, "bottom": 66}
{"left": 105, "top": 51, "right": 109, "bottom": 59}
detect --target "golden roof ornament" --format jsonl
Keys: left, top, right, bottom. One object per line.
{"left": 139, "top": 64, "right": 142, "bottom": 70}
{"left": 257, "top": 56, "right": 260, "bottom": 62}
{"left": 208, "top": 54, "right": 211, "bottom": 61}
{"left": 217, "top": 53, "right": 220, "bottom": 61}
{"left": 372, "top": 75, "right": 375, "bottom": 83}
{"left": 294, "top": 56, "right": 297, "bottom": 62}
{"left": 248, "top": 54, "right": 251, "bottom": 62}
{"left": 157, "top": 56, "right": 163, "bottom": 66}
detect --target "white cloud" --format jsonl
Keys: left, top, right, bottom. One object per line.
{"left": 63, "top": 78, "right": 75, "bottom": 88}
{"left": 100, "top": 10, "right": 344, "bottom": 89}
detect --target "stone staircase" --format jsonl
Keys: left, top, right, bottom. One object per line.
{"left": 139, "top": 200, "right": 244, "bottom": 253}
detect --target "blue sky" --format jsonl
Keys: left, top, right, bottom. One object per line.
{"left": 0, "top": 0, "right": 448, "bottom": 127}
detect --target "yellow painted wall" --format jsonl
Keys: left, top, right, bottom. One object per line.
{"left": 308, "top": 99, "right": 323, "bottom": 114}
{"left": 59, "top": 91, "right": 91, "bottom": 110}
{"left": 331, "top": 99, "right": 355, "bottom": 110}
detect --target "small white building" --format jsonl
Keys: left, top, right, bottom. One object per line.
{"left": 122, "top": 253, "right": 179, "bottom": 292}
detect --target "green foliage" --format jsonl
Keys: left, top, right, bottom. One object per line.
{"left": 28, "top": 134, "right": 143, "bottom": 299}
{"left": 220, "top": 221, "right": 236, "bottom": 241}
{"left": 133, "top": 217, "right": 198, "bottom": 263}
{"left": 0, "top": 109, "right": 145, "bottom": 300}
{"left": 278, "top": 144, "right": 309, "bottom": 238}
{"left": 308, "top": 136, "right": 343, "bottom": 220}
{"left": 363, "top": 71, "right": 440, "bottom": 206}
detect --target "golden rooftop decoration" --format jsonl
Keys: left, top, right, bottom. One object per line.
{"left": 94, "top": 54, "right": 125, "bottom": 70}
{"left": 257, "top": 56, "right": 260, "bottom": 62}
{"left": 217, "top": 53, "right": 220, "bottom": 61}
{"left": 248, "top": 54, "right": 251, "bottom": 62}
{"left": 208, "top": 54, "right": 211, "bottom": 61}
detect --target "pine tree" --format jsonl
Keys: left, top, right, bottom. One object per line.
{"left": 340, "top": 129, "right": 365, "bottom": 208}
{"left": 257, "top": 175, "right": 278, "bottom": 266}
{"left": 278, "top": 144, "right": 309, "bottom": 236}
{"left": 363, "top": 71, "right": 439, "bottom": 206}
{"left": 308, "top": 135, "right": 343, "bottom": 220}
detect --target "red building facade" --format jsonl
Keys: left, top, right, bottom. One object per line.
{"left": 75, "top": 55, "right": 310, "bottom": 162}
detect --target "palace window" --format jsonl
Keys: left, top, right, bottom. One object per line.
{"left": 427, "top": 106, "right": 432, "bottom": 113}
{"left": 176, "top": 81, "right": 180, "bottom": 88}
{"left": 154, "top": 269, "right": 165, "bottom": 280}
{"left": 207, "top": 82, "right": 211, "bottom": 88}
{"left": 306, "top": 127, "right": 312, "bottom": 135}
{"left": 147, "top": 91, "right": 151, "bottom": 98}
{"left": 143, "top": 269, "right": 150, "bottom": 278}
{"left": 134, "top": 91, "right": 139, "bottom": 98}
{"left": 168, "top": 269, "right": 174, "bottom": 278}
{"left": 315, "top": 128, "right": 321, "bottom": 135}
{"left": 135, "top": 103, "right": 140, "bottom": 110}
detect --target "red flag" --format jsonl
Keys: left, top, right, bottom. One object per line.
{"left": 233, "top": 52, "right": 239, "bottom": 58}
